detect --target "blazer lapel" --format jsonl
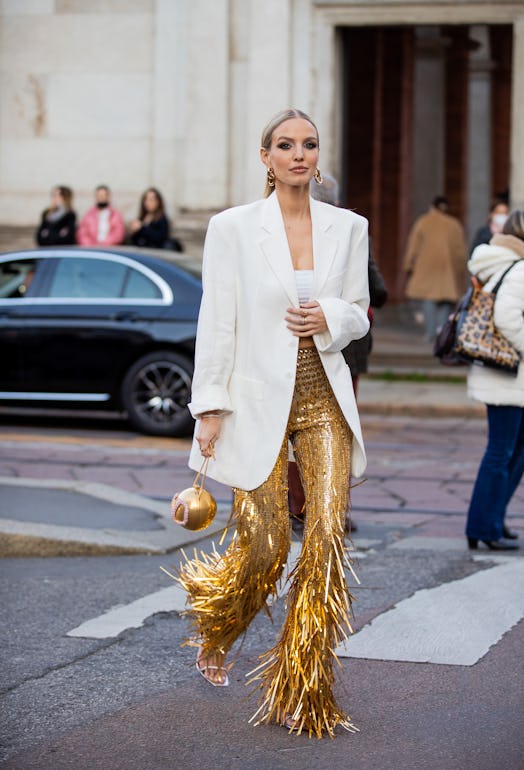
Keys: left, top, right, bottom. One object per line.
{"left": 310, "top": 197, "right": 339, "bottom": 298}
{"left": 258, "top": 194, "right": 340, "bottom": 305}
{"left": 258, "top": 193, "right": 298, "bottom": 306}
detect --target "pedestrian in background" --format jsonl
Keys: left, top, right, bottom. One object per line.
{"left": 465, "top": 209, "right": 524, "bottom": 551}
{"left": 177, "top": 108, "right": 370, "bottom": 738}
{"left": 35, "top": 185, "right": 76, "bottom": 246}
{"left": 129, "top": 187, "right": 170, "bottom": 249}
{"left": 343, "top": 245, "right": 388, "bottom": 396}
{"left": 308, "top": 174, "right": 388, "bottom": 391}
{"left": 289, "top": 175, "right": 387, "bottom": 535}
{"left": 403, "top": 195, "right": 467, "bottom": 341}
{"left": 470, "top": 197, "right": 509, "bottom": 254}
{"left": 77, "top": 184, "right": 125, "bottom": 246}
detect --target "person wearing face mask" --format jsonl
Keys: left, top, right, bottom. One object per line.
{"left": 470, "top": 198, "right": 509, "bottom": 255}
{"left": 465, "top": 209, "right": 524, "bottom": 551}
{"left": 77, "top": 184, "right": 125, "bottom": 246}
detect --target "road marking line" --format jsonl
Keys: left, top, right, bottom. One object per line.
{"left": 337, "top": 558, "right": 524, "bottom": 665}
{"left": 65, "top": 541, "right": 366, "bottom": 640}
{"left": 67, "top": 585, "right": 188, "bottom": 639}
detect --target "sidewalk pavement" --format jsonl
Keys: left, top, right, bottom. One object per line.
{"left": 0, "top": 316, "right": 488, "bottom": 558}
{"left": 2, "top": 310, "right": 523, "bottom": 770}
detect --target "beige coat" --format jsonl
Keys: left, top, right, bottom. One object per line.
{"left": 404, "top": 208, "right": 467, "bottom": 302}
{"left": 188, "top": 193, "right": 370, "bottom": 490}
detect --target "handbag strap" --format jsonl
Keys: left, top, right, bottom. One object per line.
{"left": 491, "top": 260, "right": 519, "bottom": 295}
{"left": 193, "top": 438, "right": 215, "bottom": 491}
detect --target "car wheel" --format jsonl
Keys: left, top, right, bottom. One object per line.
{"left": 121, "top": 350, "right": 194, "bottom": 436}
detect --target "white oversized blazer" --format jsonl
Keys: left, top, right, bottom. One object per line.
{"left": 188, "top": 192, "right": 370, "bottom": 490}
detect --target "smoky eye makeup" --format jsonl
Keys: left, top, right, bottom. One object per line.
{"left": 275, "top": 137, "right": 318, "bottom": 150}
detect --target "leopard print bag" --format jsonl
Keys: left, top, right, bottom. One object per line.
{"left": 454, "top": 262, "right": 521, "bottom": 375}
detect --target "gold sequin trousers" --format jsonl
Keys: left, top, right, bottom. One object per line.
{"left": 178, "top": 347, "right": 357, "bottom": 738}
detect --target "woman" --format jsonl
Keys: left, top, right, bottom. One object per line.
{"left": 469, "top": 198, "right": 509, "bottom": 254}
{"left": 35, "top": 186, "right": 76, "bottom": 246}
{"left": 178, "top": 109, "right": 369, "bottom": 738}
{"left": 130, "top": 187, "right": 170, "bottom": 248}
{"left": 465, "top": 209, "right": 524, "bottom": 551}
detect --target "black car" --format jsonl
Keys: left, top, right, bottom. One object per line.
{"left": 0, "top": 247, "right": 202, "bottom": 436}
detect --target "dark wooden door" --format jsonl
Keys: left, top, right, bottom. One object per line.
{"left": 341, "top": 26, "right": 415, "bottom": 301}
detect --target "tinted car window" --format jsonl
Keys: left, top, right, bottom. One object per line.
{"left": 49, "top": 258, "right": 127, "bottom": 298}
{"left": 123, "top": 268, "right": 162, "bottom": 299}
{"left": 0, "top": 259, "right": 37, "bottom": 298}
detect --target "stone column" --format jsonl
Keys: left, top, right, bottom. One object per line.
{"left": 152, "top": 0, "right": 187, "bottom": 214}
{"left": 242, "top": 0, "right": 295, "bottom": 204}
{"left": 412, "top": 27, "right": 446, "bottom": 222}
{"left": 182, "top": 0, "right": 230, "bottom": 209}
{"left": 311, "top": 8, "right": 338, "bottom": 175}
{"left": 467, "top": 25, "right": 493, "bottom": 242}
{"left": 510, "top": 16, "right": 524, "bottom": 208}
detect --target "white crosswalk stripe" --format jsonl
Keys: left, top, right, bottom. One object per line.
{"left": 336, "top": 556, "right": 524, "bottom": 665}
{"left": 67, "top": 541, "right": 304, "bottom": 640}
{"left": 66, "top": 541, "right": 523, "bottom": 667}
{"left": 67, "top": 583, "right": 188, "bottom": 639}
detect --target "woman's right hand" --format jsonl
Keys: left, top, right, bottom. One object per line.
{"left": 196, "top": 415, "right": 222, "bottom": 458}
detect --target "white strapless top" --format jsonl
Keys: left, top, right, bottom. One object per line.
{"left": 295, "top": 269, "right": 314, "bottom": 305}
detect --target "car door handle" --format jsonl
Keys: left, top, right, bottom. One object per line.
{"left": 113, "top": 311, "right": 141, "bottom": 322}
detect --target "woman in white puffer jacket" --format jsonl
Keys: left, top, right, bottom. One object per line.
{"left": 466, "top": 209, "right": 524, "bottom": 551}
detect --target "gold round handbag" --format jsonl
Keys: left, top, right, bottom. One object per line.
{"left": 171, "top": 455, "right": 217, "bottom": 531}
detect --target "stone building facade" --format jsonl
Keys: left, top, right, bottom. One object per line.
{"left": 1, "top": 1, "right": 523, "bottom": 295}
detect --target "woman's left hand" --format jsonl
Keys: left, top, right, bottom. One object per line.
{"left": 285, "top": 301, "right": 328, "bottom": 337}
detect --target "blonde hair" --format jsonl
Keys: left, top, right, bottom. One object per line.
{"left": 260, "top": 108, "right": 319, "bottom": 197}
{"left": 503, "top": 209, "right": 524, "bottom": 241}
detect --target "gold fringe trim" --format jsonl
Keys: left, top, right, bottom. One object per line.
{"left": 247, "top": 524, "right": 358, "bottom": 739}
{"left": 174, "top": 491, "right": 290, "bottom": 658}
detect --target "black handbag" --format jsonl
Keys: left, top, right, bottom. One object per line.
{"left": 433, "top": 291, "right": 470, "bottom": 367}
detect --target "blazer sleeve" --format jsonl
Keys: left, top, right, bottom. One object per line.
{"left": 188, "top": 215, "right": 237, "bottom": 418}
{"left": 314, "top": 216, "right": 370, "bottom": 353}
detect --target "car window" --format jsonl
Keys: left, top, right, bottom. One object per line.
{"left": 122, "top": 267, "right": 162, "bottom": 299}
{"left": 0, "top": 259, "right": 38, "bottom": 298}
{"left": 49, "top": 258, "right": 127, "bottom": 298}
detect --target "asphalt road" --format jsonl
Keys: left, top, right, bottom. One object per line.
{"left": 1, "top": 413, "right": 523, "bottom": 770}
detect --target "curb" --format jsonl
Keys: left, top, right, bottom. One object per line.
{"left": 0, "top": 477, "right": 232, "bottom": 558}
{"left": 358, "top": 402, "right": 484, "bottom": 418}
